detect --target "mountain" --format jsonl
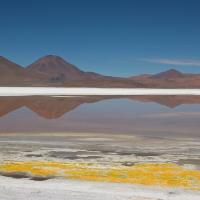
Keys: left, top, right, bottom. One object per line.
{"left": 0, "top": 55, "right": 142, "bottom": 87}
{"left": 0, "top": 56, "right": 27, "bottom": 85}
{"left": 152, "top": 69, "right": 184, "bottom": 79}
{"left": 26, "top": 55, "right": 104, "bottom": 83}
{"left": 1, "top": 55, "right": 200, "bottom": 88}
{"left": 12, "top": 55, "right": 143, "bottom": 87}
{"left": 131, "top": 69, "right": 200, "bottom": 88}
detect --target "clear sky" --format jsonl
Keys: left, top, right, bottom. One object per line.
{"left": 1, "top": 0, "right": 200, "bottom": 76}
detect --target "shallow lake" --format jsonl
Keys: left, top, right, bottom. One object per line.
{"left": 0, "top": 95, "right": 200, "bottom": 138}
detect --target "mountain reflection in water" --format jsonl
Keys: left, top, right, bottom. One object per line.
{"left": 0, "top": 95, "right": 200, "bottom": 138}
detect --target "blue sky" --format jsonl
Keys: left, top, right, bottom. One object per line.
{"left": 1, "top": 0, "right": 200, "bottom": 76}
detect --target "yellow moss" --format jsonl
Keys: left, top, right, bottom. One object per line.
{"left": 0, "top": 161, "right": 199, "bottom": 190}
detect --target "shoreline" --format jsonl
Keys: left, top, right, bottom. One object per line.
{"left": 1, "top": 87, "right": 200, "bottom": 96}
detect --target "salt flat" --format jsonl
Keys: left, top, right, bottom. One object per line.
{"left": 1, "top": 87, "right": 200, "bottom": 96}
{"left": 0, "top": 176, "right": 199, "bottom": 200}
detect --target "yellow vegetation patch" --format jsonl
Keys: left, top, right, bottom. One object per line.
{"left": 0, "top": 161, "right": 199, "bottom": 190}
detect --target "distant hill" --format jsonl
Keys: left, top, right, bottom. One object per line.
{"left": 26, "top": 55, "right": 104, "bottom": 82}
{"left": 152, "top": 69, "right": 184, "bottom": 79}
{"left": 0, "top": 56, "right": 27, "bottom": 85}
{"left": 131, "top": 69, "right": 200, "bottom": 88}
{"left": 1, "top": 55, "right": 200, "bottom": 88}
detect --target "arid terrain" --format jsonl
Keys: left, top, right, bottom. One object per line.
{"left": 2, "top": 55, "right": 200, "bottom": 88}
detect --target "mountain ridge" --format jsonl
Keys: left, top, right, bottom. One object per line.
{"left": 1, "top": 55, "right": 200, "bottom": 88}
{"left": 0, "top": 56, "right": 28, "bottom": 84}
{"left": 152, "top": 69, "right": 184, "bottom": 79}
{"left": 26, "top": 55, "right": 86, "bottom": 81}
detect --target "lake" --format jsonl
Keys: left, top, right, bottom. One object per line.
{"left": 0, "top": 95, "right": 200, "bottom": 137}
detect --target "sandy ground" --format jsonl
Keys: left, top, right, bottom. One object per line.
{"left": 0, "top": 176, "right": 199, "bottom": 200}
{"left": 1, "top": 87, "right": 200, "bottom": 96}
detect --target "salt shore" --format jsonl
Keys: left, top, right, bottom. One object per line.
{"left": 0, "top": 176, "right": 199, "bottom": 200}
{"left": 1, "top": 87, "right": 200, "bottom": 96}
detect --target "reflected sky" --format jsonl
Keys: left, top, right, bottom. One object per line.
{"left": 0, "top": 96, "right": 200, "bottom": 138}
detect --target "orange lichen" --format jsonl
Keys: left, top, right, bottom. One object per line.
{"left": 0, "top": 161, "right": 199, "bottom": 190}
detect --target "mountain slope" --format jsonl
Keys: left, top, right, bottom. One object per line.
{"left": 152, "top": 69, "right": 184, "bottom": 79}
{"left": 130, "top": 69, "right": 200, "bottom": 88}
{"left": 0, "top": 56, "right": 26, "bottom": 84}
{"left": 26, "top": 55, "right": 103, "bottom": 82}
{"left": 1, "top": 55, "right": 200, "bottom": 88}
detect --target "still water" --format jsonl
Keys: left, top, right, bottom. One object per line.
{"left": 0, "top": 95, "right": 200, "bottom": 137}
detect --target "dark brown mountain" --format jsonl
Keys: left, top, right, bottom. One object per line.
{"left": 0, "top": 56, "right": 27, "bottom": 85}
{"left": 1, "top": 55, "right": 200, "bottom": 88}
{"left": 131, "top": 69, "right": 200, "bottom": 88}
{"left": 26, "top": 55, "right": 104, "bottom": 83}
{"left": 0, "top": 55, "right": 143, "bottom": 87}
{"left": 16, "top": 55, "right": 143, "bottom": 87}
{"left": 152, "top": 69, "right": 184, "bottom": 79}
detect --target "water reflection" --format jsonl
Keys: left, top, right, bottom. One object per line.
{"left": 1, "top": 95, "right": 200, "bottom": 118}
{"left": 0, "top": 95, "right": 199, "bottom": 138}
